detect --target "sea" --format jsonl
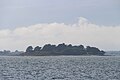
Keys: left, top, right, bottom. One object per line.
{"left": 0, "top": 56, "right": 120, "bottom": 80}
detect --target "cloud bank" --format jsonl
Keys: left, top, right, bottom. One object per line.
{"left": 0, "top": 17, "right": 120, "bottom": 51}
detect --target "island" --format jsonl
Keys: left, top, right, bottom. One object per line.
{"left": 20, "top": 43, "right": 105, "bottom": 56}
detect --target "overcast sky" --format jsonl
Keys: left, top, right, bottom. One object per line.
{"left": 0, "top": 0, "right": 120, "bottom": 51}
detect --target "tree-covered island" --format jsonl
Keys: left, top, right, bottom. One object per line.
{"left": 21, "top": 43, "right": 105, "bottom": 56}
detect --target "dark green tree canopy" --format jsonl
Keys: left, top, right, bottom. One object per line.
{"left": 26, "top": 46, "right": 33, "bottom": 53}
{"left": 34, "top": 46, "right": 41, "bottom": 52}
{"left": 25, "top": 43, "right": 105, "bottom": 56}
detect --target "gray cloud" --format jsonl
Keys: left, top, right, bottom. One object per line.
{"left": 0, "top": 17, "right": 120, "bottom": 51}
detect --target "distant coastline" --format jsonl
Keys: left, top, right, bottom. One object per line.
{"left": 1, "top": 43, "right": 120, "bottom": 56}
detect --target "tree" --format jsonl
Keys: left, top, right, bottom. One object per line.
{"left": 67, "top": 44, "right": 72, "bottom": 48}
{"left": 86, "top": 46, "right": 103, "bottom": 55}
{"left": 34, "top": 46, "right": 41, "bottom": 52}
{"left": 79, "top": 45, "right": 85, "bottom": 50}
{"left": 26, "top": 46, "right": 33, "bottom": 53}
{"left": 56, "top": 43, "right": 67, "bottom": 52}
{"left": 42, "top": 44, "right": 56, "bottom": 52}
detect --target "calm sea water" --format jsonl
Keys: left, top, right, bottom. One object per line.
{"left": 0, "top": 56, "right": 120, "bottom": 80}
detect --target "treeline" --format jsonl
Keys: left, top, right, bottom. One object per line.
{"left": 23, "top": 43, "right": 105, "bottom": 56}
{"left": 0, "top": 50, "right": 24, "bottom": 56}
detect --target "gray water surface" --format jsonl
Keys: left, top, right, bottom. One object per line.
{"left": 0, "top": 56, "right": 120, "bottom": 80}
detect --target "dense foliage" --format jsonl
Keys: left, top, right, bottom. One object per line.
{"left": 25, "top": 43, "right": 105, "bottom": 56}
